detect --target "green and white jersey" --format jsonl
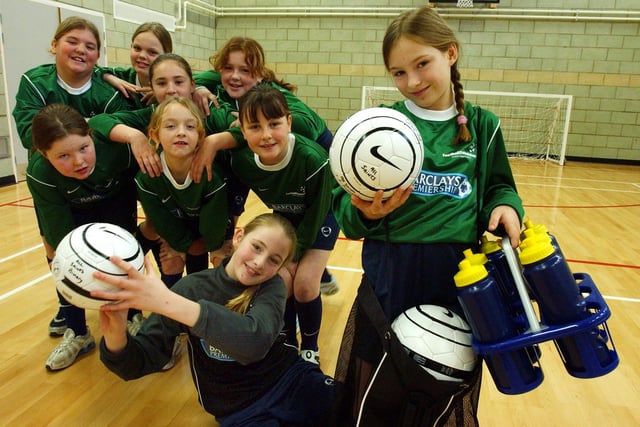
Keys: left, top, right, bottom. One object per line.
{"left": 194, "top": 71, "right": 328, "bottom": 148}
{"left": 89, "top": 100, "right": 237, "bottom": 141}
{"left": 96, "top": 66, "right": 152, "bottom": 109}
{"left": 230, "top": 134, "right": 334, "bottom": 259}
{"left": 332, "top": 100, "right": 524, "bottom": 245}
{"left": 135, "top": 152, "right": 229, "bottom": 253}
{"left": 13, "top": 64, "right": 133, "bottom": 151}
{"left": 25, "top": 138, "right": 136, "bottom": 248}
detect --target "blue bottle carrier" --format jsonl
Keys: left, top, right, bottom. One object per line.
{"left": 472, "top": 239, "right": 619, "bottom": 395}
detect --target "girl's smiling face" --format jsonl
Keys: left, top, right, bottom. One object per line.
{"left": 240, "top": 110, "right": 292, "bottom": 165}
{"left": 225, "top": 226, "right": 291, "bottom": 286}
{"left": 150, "top": 103, "right": 200, "bottom": 159}
{"left": 43, "top": 134, "right": 96, "bottom": 180}
{"left": 220, "top": 50, "right": 262, "bottom": 99}
{"left": 130, "top": 31, "right": 165, "bottom": 85}
{"left": 51, "top": 28, "right": 100, "bottom": 83}
{"left": 151, "top": 60, "right": 195, "bottom": 103}
{"left": 387, "top": 36, "right": 457, "bottom": 111}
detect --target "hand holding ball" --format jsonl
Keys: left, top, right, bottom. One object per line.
{"left": 51, "top": 223, "right": 144, "bottom": 310}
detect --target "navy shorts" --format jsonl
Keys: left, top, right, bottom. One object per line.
{"left": 310, "top": 211, "right": 339, "bottom": 251}
{"left": 362, "top": 240, "right": 473, "bottom": 322}
{"left": 218, "top": 358, "right": 336, "bottom": 427}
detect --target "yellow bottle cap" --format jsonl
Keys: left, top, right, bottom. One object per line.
{"left": 454, "top": 259, "right": 489, "bottom": 288}
{"left": 480, "top": 235, "right": 501, "bottom": 255}
{"left": 519, "top": 229, "right": 554, "bottom": 265}
{"left": 521, "top": 220, "right": 549, "bottom": 240}
{"left": 462, "top": 248, "right": 488, "bottom": 266}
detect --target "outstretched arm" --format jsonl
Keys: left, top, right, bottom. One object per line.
{"left": 93, "top": 255, "right": 201, "bottom": 327}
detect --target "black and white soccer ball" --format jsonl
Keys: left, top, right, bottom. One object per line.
{"left": 391, "top": 305, "right": 478, "bottom": 383}
{"left": 51, "top": 223, "right": 144, "bottom": 310}
{"left": 329, "top": 107, "right": 423, "bottom": 201}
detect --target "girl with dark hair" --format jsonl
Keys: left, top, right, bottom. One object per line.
{"left": 26, "top": 103, "right": 139, "bottom": 371}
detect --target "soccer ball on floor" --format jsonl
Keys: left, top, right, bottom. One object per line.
{"left": 51, "top": 222, "right": 144, "bottom": 310}
{"left": 329, "top": 107, "right": 423, "bottom": 201}
{"left": 391, "top": 305, "right": 478, "bottom": 383}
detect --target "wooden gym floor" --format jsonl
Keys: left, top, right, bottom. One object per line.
{"left": 0, "top": 158, "right": 639, "bottom": 426}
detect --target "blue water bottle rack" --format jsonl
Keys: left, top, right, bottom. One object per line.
{"left": 471, "top": 234, "right": 619, "bottom": 394}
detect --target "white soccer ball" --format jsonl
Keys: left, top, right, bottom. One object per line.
{"left": 51, "top": 223, "right": 144, "bottom": 310}
{"left": 392, "top": 305, "right": 478, "bottom": 383}
{"left": 330, "top": 107, "right": 423, "bottom": 201}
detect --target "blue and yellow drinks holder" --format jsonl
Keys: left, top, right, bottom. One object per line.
{"left": 457, "top": 225, "right": 619, "bottom": 395}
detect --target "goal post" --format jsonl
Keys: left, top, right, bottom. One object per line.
{"left": 361, "top": 86, "right": 573, "bottom": 165}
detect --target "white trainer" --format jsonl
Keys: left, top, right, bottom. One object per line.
{"left": 46, "top": 327, "right": 95, "bottom": 371}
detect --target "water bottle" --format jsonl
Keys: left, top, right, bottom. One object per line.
{"left": 518, "top": 230, "right": 613, "bottom": 377}
{"left": 478, "top": 239, "right": 542, "bottom": 361}
{"left": 521, "top": 220, "right": 563, "bottom": 257}
{"left": 454, "top": 259, "right": 543, "bottom": 394}
{"left": 479, "top": 237, "right": 523, "bottom": 316}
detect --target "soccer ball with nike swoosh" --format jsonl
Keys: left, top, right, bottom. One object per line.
{"left": 329, "top": 107, "right": 423, "bottom": 201}
{"left": 51, "top": 223, "right": 144, "bottom": 310}
{"left": 392, "top": 304, "right": 478, "bottom": 383}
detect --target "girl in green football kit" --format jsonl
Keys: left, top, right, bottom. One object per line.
{"left": 332, "top": 6, "right": 524, "bottom": 425}
{"left": 229, "top": 84, "right": 339, "bottom": 365}
{"left": 191, "top": 36, "right": 341, "bottom": 300}
{"left": 13, "top": 16, "right": 134, "bottom": 340}
{"left": 135, "top": 97, "right": 231, "bottom": 288}
{"left": 89, "top": 53, "right": 237, "bottom": 285}
{"left": 26, "top": 104, "right": 140, "bottom": 371}
{"left": 13, "top": 16, "right": 133, "bottom": 154}
{"left": 99, "top": 22, "right": 173, "bottom": 109}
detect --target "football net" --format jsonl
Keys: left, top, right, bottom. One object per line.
{"left": 361, "top": 86, "right": 573, "bottom": 165}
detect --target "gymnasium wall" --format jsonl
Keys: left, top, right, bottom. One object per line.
{"left": 1, "top": 0, "right": 638, "bottom": 172}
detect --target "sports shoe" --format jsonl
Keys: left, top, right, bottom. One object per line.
{"left": 301, "top": 349, "right": 320, "bottom": 365}
{"left": 45, "top": 328, "right": 95, "bottom": 371}
{"left": 161, "top": 335, "right": 184, "bottom": 371}
{"left": 320, "top": 272, "right": 339, "bottom": 296}
{"left": 127, "top": 313, "right": 145, "bottom": 336}
{"left": 48, "top": 311, "right": 67, "bottom": 337}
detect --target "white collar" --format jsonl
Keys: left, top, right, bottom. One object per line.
{"left": 404, "top": 100, "right": 457, "bottom": 122}
{"left": 56, "top": 74, "right": 92, "bottom": 95}
{"left": 161, "top": 151, "right": 193, "bottom": 189}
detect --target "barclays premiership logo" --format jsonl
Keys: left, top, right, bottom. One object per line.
{"left": 412, "top": 171, "right": 473, "bottom": 199}
{"left": 200, "top": 339, "right": 235, "bottom": 361}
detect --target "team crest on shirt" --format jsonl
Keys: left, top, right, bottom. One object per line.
{"left": 200, "top": 339, "right": 235, "bottom": 362}
{"left": 412, "top": 171, "right": 473, "bottom": 199}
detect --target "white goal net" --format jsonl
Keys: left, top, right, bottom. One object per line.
{"left": 361, "top": 86, "right": 573, "bottom": 165}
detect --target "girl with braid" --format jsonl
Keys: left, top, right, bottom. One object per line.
{"left": 332, "top": 6, "right": 524, "bottom": 423}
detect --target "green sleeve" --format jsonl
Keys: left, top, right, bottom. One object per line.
{"left": 89, "top": 107, "right": 153, "bottom": 141}
{"left": 227, "top": 127, "right": 248, "bottom": 150}
{"left": 194, "top": 70, "right": 222, "bottom": 91}
{"left": 281, "top": 87, "right": 327, "bottom": 141}
{"left": 25, "top": 169, "right": 76, "bottom": 248}
{"left": 12, "top": 75, "right": 46, "bottom": 151}
{"left": 331, "top": 185, "right": 387, "bottom": 240}
{"left": 475, "top": 108, "right": 525, "bottom": 234}
{"left": 95, "top": 66, "right": 136, "bottom": 82}
{"left": 203, "top": 103, "right": 238, "bottom": 135}
{"left": 198, "top": 170, "right": 230, "bottom": 251}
